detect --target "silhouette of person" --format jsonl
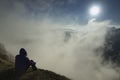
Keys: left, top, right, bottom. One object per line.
{"left": 15, "top": 48, "right": 37, "bottom": 75}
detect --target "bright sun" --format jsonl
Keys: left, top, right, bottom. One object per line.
{"left": 89, "top": 6, "right": 100, "bottom": 16}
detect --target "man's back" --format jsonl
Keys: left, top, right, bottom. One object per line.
{"left": 15, "top": 54, "right": 30, "bottom": 73}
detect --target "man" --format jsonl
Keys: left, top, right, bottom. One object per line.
{"left": 15, "top": 48, "right": 37, "bottom": 75}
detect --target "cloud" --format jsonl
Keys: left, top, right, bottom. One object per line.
{"left": 0, "top": 0, "right": 120, "bottom": 80}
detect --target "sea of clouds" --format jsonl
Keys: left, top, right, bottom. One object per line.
{"left": 0, "top": 0, "right": 120, "bottom": 80}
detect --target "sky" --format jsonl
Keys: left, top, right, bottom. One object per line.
{"left": 21, "top": 0, "right": 120, "bottom": 24}
{"left": 1, "top": 0, "right": 120, "bottom": 80}
{"left": 20, "top": 0, "right": 120, "bottom": 24}
{"left": 1, "top": 0, "right": 120, "bottom": 24}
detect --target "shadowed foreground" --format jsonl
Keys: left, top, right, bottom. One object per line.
{"left": 0, "top": 48, "right": 70, "bottom": 80}
{"left": 0, "top": 68, "right": 70, "bottom": 80}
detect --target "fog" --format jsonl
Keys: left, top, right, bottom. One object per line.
{"left": 0, "top": 0, "right": 120, "bottom": 80}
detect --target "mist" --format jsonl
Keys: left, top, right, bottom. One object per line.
{"left": 0, "top": 0, "right": 120, "bottom": 80}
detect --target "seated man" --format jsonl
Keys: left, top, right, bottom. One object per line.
{"left": 15, "top": 48, "right": 37, "bottom": 75}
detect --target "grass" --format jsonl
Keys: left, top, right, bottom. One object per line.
{"left": 0, "top": 68, "right": 70, "bottom": 80}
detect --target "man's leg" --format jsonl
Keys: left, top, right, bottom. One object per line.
{"left": 32, "top": 65, "right": 37, "bottom": 71}
{"left": 30, "top": 60, "right": 37, "bottom": 71}
{"left": 26, "top": 62, "right": 31, "bottom": 71}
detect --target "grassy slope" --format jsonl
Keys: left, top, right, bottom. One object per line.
{"left": 0, "top": 53, "right": 70, "bottom": 80}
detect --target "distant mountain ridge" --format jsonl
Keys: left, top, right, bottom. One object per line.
{"left": 103, "top": 27, "right": 120, "bottom": 65}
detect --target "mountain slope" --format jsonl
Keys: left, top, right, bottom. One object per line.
{"left": 0, "top": 44, "right": 70, "bottom": 80}
{"left": 0, "top": 68, "right": 70, "bottom": 80}
{"left": 103, "top": 27, "right": 120, "bottom": 65}
{"left": 0, "top": 56, "right": 70, "bottom": 80}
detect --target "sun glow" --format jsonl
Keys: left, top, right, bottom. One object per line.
{"left": 90, "top": 6, "right": 100, "bottom": 16}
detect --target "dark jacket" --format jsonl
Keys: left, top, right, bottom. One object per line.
{"left": 15, "top": 54, "right": 30, "bottom": 73}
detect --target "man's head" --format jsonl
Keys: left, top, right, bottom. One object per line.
{"left": 19, "top": 48, "right": 27, "bottom": 56}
